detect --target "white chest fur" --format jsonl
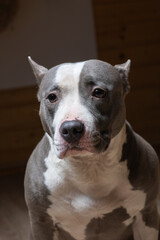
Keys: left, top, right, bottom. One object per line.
{"left": 43, "top": 128, "right": 146, "bottom": 240}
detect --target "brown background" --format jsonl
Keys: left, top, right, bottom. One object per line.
{"left": 0, "top": 0, "right": 160, "bottom": 173}
{"left": 92, "top": 0, "right": 160, "bottom": 154}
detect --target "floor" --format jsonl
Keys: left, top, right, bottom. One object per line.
{"left": 0, "top": 173, "right": 30, "bottom": 240}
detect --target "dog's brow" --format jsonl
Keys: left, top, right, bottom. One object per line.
{"left": 84, "top": 76, "right": 109, "bottom": 90}
{"left": 49, "top": 85, "right": 61, "bottom": 93}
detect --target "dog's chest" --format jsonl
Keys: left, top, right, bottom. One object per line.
{"left": 47, "top": 189, "right": 110, "bottom": 240}
{"left": 46, "top": 183, "right": 130, "bottom": 240}
{"left": 44, "top": 153, "right": 146, "bottom": 240}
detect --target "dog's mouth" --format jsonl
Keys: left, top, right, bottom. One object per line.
{"left": 54, "top": 143, "right": 92, "bottom": 159}
{"left": 54, "top": 133, "right": 110, "bottom": 159}
{"left": 65, "top": 146, "right": 86, "bottom": 154}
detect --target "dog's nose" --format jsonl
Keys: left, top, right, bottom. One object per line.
{"left": 60, "top": 120, "right": 84, "bottom": 144}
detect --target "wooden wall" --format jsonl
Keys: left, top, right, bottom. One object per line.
{"left": 92, "top": 0, "right": 160, "bottom": 155}
{"left": 0, "top": 87, "right": 43, "bottom": 173}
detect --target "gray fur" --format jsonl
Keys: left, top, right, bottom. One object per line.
{"left": 79, "top": 60, "right": 128, "bottom": 139}
{"left": 25, "top": 58, "right": 160, "bottom": 240}
{"left": 24, "top": 135, "right": 54, "bottom": 240}
{"left": 121, "top": 123, "right": 159, "bottom": 230}
{"left": 85, "top": 207, "right": 133, "bottom": 240}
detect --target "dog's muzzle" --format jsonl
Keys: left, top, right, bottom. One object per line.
{"left": 54, "top": 120, "right": 111, "bottom": 158}
{"left": 60, "top": 120, "right": 85, "bottom": 145}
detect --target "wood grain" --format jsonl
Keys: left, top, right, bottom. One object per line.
{"left": 0, "top": 86, "right": 43, "bottom": 172}
{"left": 92, "top": 0, "right": 160, "bottom": 155}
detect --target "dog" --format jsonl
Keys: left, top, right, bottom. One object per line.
{"left": 25, "top": 57, "right": 160, "bottom": 240}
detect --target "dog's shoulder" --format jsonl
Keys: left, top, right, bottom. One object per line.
{"left": 25, "top": 134, "right": 50, "bottom": 174}
{"left": 123, "top": 122, "right": 159, "bottom": 194}
{"left": 24, "top": 134, "right": 51, "bottom": 204}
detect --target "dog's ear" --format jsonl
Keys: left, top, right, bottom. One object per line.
{"left": 28, "top": 56, "right": 48, "bottom": 86}
{"left": 114, "top": 59, "right": 131, "bottom": 96}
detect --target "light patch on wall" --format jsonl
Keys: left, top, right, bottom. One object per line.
{"left": 0, "top": 0, "right": 97, "bottom": 90}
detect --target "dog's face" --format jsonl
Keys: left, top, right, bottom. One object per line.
{"left": 29, "top": 58, "right": 130, "bottom": 159}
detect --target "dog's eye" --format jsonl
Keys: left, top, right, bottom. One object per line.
{"left": 47, "top": 93, "right": 57, "bottom": 103}
{"left": 92, "top": 88, "right": 106, "bottom": 99}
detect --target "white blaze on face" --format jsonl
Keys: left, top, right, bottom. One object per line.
{"left": 52, "top": 62, "right": 94, "bottom": 158}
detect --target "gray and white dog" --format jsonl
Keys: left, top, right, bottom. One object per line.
{"left": 25, "top": 58, "right": 160, "bottom": 240}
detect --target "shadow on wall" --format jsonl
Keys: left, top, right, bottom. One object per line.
{"left": 0, "top": 0, "right": 97, "bottom": 89}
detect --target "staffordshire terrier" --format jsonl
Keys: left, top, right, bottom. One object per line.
{"left": 25, "top": 58, "right": 160, "bottom": 240}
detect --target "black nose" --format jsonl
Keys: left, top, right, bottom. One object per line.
{"left": 60, "top": 120, "right": 84, "bottom": 144}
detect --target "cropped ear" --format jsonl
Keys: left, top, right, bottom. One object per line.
{"left": 28, "top": 56, "right": 48, "bottom": 86}
{"left": 114, "top": 59, "right": 131, "bottom": 96}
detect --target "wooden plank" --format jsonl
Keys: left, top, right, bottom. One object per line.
{"left": 126, "top": 87, "right": 160, "bottom": 144}
{"left": 0, "top": 128, "right": 43, "bottom": 170}
{"left": 0, "top": 86, "right": 43, "bottom": 170}
{"left": 98, "top": 42, "right": 160, "bottom": 66}
{"left": 96, "top": 21, "right": 160, "bottom": 51}
{"left": 126, "top": 87, "right": 159, "bottom": 110}
{"left": 93, "top": 0, "right": 160, "bottom": 66}
{"left": 129, "top": 65, "right": 160, "bottom": 89}
{"left": 93, "top": 0, "right": 160, "bottom": 26}
{"left": 0, "top": 103, "right": 41, "bottom": 132}
{"left": 0, "top": 86, "right": 38, "bottom": 109}
{"left": 93, "top": 0, "right": 156, "bottom": 5}
{"left": 0, "top": 127, "right": 43, "bottom": 152}
{"left": 0, "top": 149, "right": 32, "bottom": 169}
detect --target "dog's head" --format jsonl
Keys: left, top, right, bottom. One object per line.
{"left": 28, "top": 58, "right": 131, "bottom": 159}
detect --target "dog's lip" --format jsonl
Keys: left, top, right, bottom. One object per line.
{"left": 56, "top": 141, "right": 96, "bottom": 158}
{"left": 70, "top": 146, "right": 84, "bottom": 151}
{"left": 57, "top": 146, "right": 87, "bottom": 159}
{"left": 65, "top": 146, "right": 87, "bottom": 156}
